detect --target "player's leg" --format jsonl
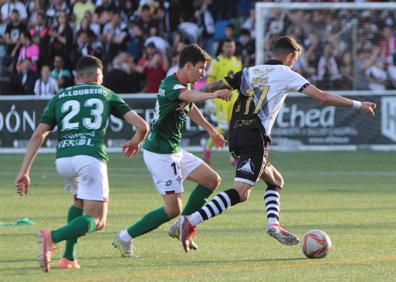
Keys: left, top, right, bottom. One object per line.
{"left": 38, "top": 156, "right": 108, "bottom": 272}
{"left": 114, "top": 150, "right": 182, "bottom": 256}
{"left": 58, "top": 197, "right": 84, "bottom": 269}
{"left": 260, "top": 156, "right": 299, "bottom": 246}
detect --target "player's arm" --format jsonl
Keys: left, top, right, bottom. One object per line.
{"left": 302, "top": 85, "right": 376, "bottom": 116}
{"left": 178, "top": 89, "right": 231, "bottom": 103}
{"left": 188, "top": 104, "right": 226, "bottom": 148}
{"left": 15, "top": 123, "right": 52, "bottom": 196}
{"left": 199, "top": 71, "right": 242, "bottom": 93}
{"left": 121, "top": 110, "right": 149, "bottom": 158}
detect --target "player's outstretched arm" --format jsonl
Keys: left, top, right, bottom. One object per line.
{"left": 188, "top": 104, "right": 226, "bottom": 149}
{"left": 302, "top": 85, "right": 376, "bottom": 116}
{"left": 179, "top": 89, "right": 231, "bottom": 103}
{"left": 199, "top": 79, "right": 233, "bottom": 93}
{"left": 15, "top": 123, "right": 52, "bottom": 196}
{"left": 121, "top": 110, "right": 149, "bottom": 158}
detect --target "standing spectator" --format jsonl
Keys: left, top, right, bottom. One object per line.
{"left": 339, "top": 51, "right": 354, "bottom": 90}
{"left": 0, "top": 14, "right": 7, "bottom": 74}
{"left": 215, "top": 24, "right": 238, "bottom": 56}
{"left": 237, "top": 28, "right": 255, "bottom": 67}
{"left": 366, "top": 60, "right": 388, "bottom": 91}
{"left": 133, "top": 4, "right": 158, "bottom": 36}
{"left": 101, "top": 11, "right": 128, "bottom": 63}
{"left": 50, "top": 55, "right": 72, "bottom": 88}
{"left": 49, "top": 11, "right": 74, "bottom": 69}
{"left": 316, "top": 42, "right": 342, "bottom": 90}
{"left": 94, "top": 0, "right": 117, "bottom": 30}
{"left": 194, "top": 0, "right": 215, "bottom": 56}
{"left": 17, "top": 32, "right": 39, "bottom": 73}
{"left": 46, "top": 0, "right": 71, "bottom": 27}
{"left": 78, "top": 11, "right": 100, "bottom": 36}
{"left": 4, "top": 9, "right": 25, "bottom": 60}
{"left": 1, "top": 0, "right": 27, "bottom": 22}
{"left": 381, "top": 26, "right": 396, "bottom": 88}
{"left": 73, "top": 0, "right": 95, "bottom": 28}
{"left": 103, "top": 53, "right": 135, "bottom": 93}
{"left": 29, "top": 11, "right": 51, "bottom": 68}
{"left": 127, "top": 22, "right": 145, "bottom": 61}
{"left": 0, "top": 56, "right": 23, "bottom": 94}
{"left": 18, "top": 58, "right": 38, "bottom": 94}
{"left": 34, "top": 65, "right": 59, "bottom": 96}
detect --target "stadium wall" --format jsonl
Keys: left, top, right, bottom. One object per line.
{"left": 1, "top": 91, "right": 395, "bottom": 153}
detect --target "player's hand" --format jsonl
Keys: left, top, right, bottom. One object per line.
{"left": 209, "top": 129, "right": 227, "bottom": 149}
{"left": 15, "top": 174, "right": 30, "bottom": 196}
{"left": 214, "top": 89, "right": 231, "bottom": 101}
{"left": 121, "top": 139, "right": 140, "bottom": 158}
{"left": 176, "top": 101, "right": 189, "bottom": 111}
{"left": 360, "top": 102, "right": 376, "bottom": 116}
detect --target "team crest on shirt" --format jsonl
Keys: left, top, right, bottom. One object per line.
{"left": 237, "top": 158, "right": 255, "bottom": 175}
{"left": 165, "top": 180, "right": 173, "bottom": 187}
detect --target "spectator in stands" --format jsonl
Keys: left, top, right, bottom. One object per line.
{"left": 94, "top": 0, "right": 117, "bottom": 29}
{"left": 34, "top": 65, "right": 58, "bottom": 96}
{"left": 1, "top": 0, "right": 27, "bottom": 23}
{"left": 242, "top": 8, "right": 255, "bottom": 37}
{"left": 366, "top": 59, "right": 388, "bottom": 91}
{"left": 17, "top": 58, "right": 38, "bottom": 94}
{"left": 77, "top": 12, "right": 99, "bottom": 39}
{"left": 0, "top": 13, "right": 7, "bottom": 74}
{"left": 316, "top": 42, "right": 342, "bottom": 90}
{"left": 73, "top": 0, "right": 95, "bottom": 28}
{"left": 381, "top": 26, "right": 396, "bottom": 88}
{"left": 216, "top": 23, "right": 238, "bottom": 56}
{"left": 5, "top": 9, "right": 25, "bottom": 60}
{"left": 133, "top": 4, "right": 158, "bottom": 36}
{"left": 0, "top": 56, "right": 23, "bottom": 94}
{"left": 356, "top": 47, "right": 382, "bottom": 90}
{"left": 49, "top": 11, "right": 74, "bottom": 69}
{"left": 101, "top": 11, "right": 129, "bottom": 64}
{"left": 339, "top": 51, "right": 354, "bottom": 90}
{"left": 103, "top": 53, "right": 136, "bottom": 93}
{"left": 127, "top": 21, "right": 145, "bottom": 62}
{"left": 29, "top": 11, "right": 51, "bottom": 68}
{"left": 193, "top": 0, "right": 215, "bottom": 56}
{"left": 50, "top": 55, "right": 72, "bottom": 89}
{"left": 237, "top": 28, "right": 255, "bottom": 67}
{"left": 166, "top": 51, "right": 180, "bottom": 77}
{"left": 46, "top": 0, "right": 71, "bottom": 27}
{"left": 136, "top": 42, "right": 168, "bottom": 93}
{"left": 17, "top": 32, "right": 39, "bottom": 73}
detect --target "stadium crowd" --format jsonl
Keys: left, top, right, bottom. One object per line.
{"left": 0, "top": 0, "right": 395, "bottom": 95}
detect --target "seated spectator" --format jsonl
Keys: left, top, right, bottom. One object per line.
{"left": 17, "top": 58, "right": 38, "bottom": 94}
{"left": 17, "top": 32, "right": 39, "bottom": 73}
{"left": 0, "top": 56, "right": 23, "bottom": 94}
{"left": 34, "top": 65, "right": 58, "bottom": 96}
{"left": 50, "top": 55, "right": 72, "bottom": 88}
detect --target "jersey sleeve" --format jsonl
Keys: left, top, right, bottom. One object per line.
{"left": 164, "top": 83, "right": 188, "bottom": 101}
{"left": 39, "top": 96, "right": 57, "bottom": 127}
{"left": 224, "top": 70, "right": 242, "bottom": 90}
{"left": 110, "top": 92, "right": 132, "bottom": 119}
{"left": 287, "top": 70, "right": 310, "bottom": 92}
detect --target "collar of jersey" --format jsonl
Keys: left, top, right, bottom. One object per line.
{"left": 264, "top": 59, "right": 283, "bottom": 65}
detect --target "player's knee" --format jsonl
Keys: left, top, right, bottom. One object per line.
{"left": 165, "top": 206, "right": 181, "bottom": 219}
{"left": 208, "top": 173, "right": 221, "bottom": 191}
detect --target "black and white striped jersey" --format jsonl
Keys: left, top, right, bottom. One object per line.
{"left": 225, "top": 60, "right": 309, "bottom": 138}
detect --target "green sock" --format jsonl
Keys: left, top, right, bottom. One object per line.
{"left": 127, "top": 207, "right": 170, "bottom": 238}
{"left": 51, "top": 215, "right": 96, "bottom": 244}
{"left": 63, "top": 205, "right": 83, "bottom": 261}
{"left": 182, "top": 184, "right": 213, "bottom": 215}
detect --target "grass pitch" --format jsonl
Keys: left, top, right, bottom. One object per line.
{"left": 0, "top": 151, "right": 395, "bottom": 281}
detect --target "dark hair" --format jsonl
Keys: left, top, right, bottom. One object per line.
{"left": 178, "top": 44, "right": 211, "bottom": 68}
{"left": 223, "top": 38, "right": 235, "bottom": 45}
{"left": 272, "top": 36, "right": 301, "bottom": 58}
{"left": 76, "top": 55, "right": 103, "bottom": 77}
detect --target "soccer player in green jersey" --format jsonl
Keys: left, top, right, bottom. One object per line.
{"left": 113, "top": 44, "right": 231, "bottom": 256}
{"left": 15, "top": 55, "right": 149, "bottom": 272}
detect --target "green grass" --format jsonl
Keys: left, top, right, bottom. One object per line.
{"left": 0, "top": 151, "right": 395, "bottom": 281}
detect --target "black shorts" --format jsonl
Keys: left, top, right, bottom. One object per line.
{"left": 229, "top": 126, "right": 269, "bottom": 186}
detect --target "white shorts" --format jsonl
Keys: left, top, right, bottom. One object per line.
{"left": 143, "top": 149, "right": 203, "bottom": 195}
{"left": 55, "top": 155, "right": 109, "bottom": 201}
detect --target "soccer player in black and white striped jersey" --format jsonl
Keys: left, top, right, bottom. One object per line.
{"left": 179, "top": 36, "right": 376, "bottom": 252}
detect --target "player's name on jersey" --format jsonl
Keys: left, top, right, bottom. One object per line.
{"left": 58, "top": 88, "right": 109, "bottom": 99}
{"left": 58, "top": 138, "right": 94, "bottom": 148}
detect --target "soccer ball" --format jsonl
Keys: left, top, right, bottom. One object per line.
{"left": 301, "top": 229, "right": 331, "bottom": 259}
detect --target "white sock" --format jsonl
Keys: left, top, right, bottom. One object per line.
{"left": 119, "top": 230, "right": 133, "bottom": 242}
{"left": 268, "top": 217, "right": 279, "bottom": 226}
{"left": 188, "top": 213, "right": 204, "bottom": 227}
